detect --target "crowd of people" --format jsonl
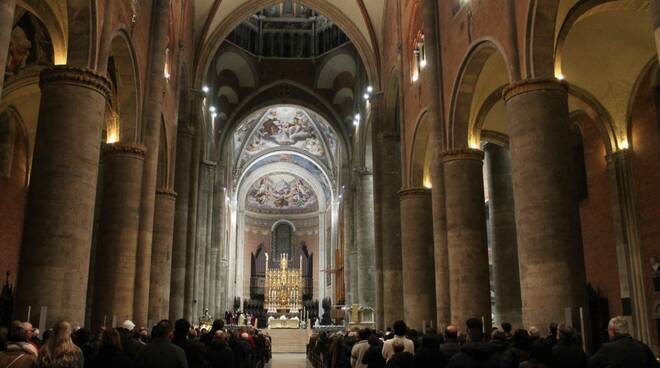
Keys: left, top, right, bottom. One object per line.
{"left": 0, "top": 318, "right": 271, "bottom": 368}
{"left": 307, "top": 316, "right": 660, "bottom": 368}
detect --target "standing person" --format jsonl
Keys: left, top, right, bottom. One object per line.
{"left": 0, "top": 323, "right": 37, "bottom": 368}
{"left": 383, "top": 342, "right": 413, "bottom": 368}
{"left": 500, "top": 329, "right": 531, "bottom": 368}
{"left": 447, "top": 318, "right": 500, "bottom": 368}
{"left": 117, "top": 320, "right": 142, "bottom": 361}
{"left": 361, "top": 335, "right": 385, "bottom": 368}
{"left": 381, "top": 321, "right": 414, "bottom": 362}
{"left": 205, "top": 331, "right": 233, "bottom": 368}
{"left": 552, "top": 325, "right": 586, "bottom": 368}
{"left": 38, "top": 321, "right": 84, "bottom": 368}
{"left": 201, "top": 320, "right": 225, "bottom": 347}
{"left": 544, "top": 323, "right": 558, "bottom": 348}
{"left": 87, "top": 328, "right": 133, "bottom": 368}
{"left": 351, "top": 329, "right": 371, "bottom": 368}
{"left": 172, "top": 319, "right": 206, "bottom": 368}
{"left": 589, "top": 316, "right": 660, "bottom": 368}
{"left": 413, "top": 334, "right": 444, "bottom": 368}
{"left": 520, "top": 341, "right": 555, "bottom": 368}
{"left": 439, "top": 325, "right": 461, "bottom": 363}
{"left": 134, "top": 320, "right": 187, "bottom": 368}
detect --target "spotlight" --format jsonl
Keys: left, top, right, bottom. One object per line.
{"left": 209, "top": 106, "right": 217, "bottom": 113}
{"left": 420, "top": 59, "right": 427, "bottom": 68}
{"left": 202, "top": 85, "right": 210, "bottom": 93}
{"left": 366, "top": 86, "right": 373, "bottom": 93}
{"left": 355, "top": 113, "right": 361, "bottom": 121}
{"left": 412, "top": 73, "right": 419, "bottom": 82}
{"left": 363, "top": 93, "right": 370, "bottom": 100}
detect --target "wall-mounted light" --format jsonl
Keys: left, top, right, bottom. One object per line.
{"left": 366, "top": 86, "right": 373, "bottom": 93}
{"left": 363, "top": 93, "right": 370, "bottom": 100}
{"left": 620, "top": 139, "right": 629, "bottom": 150}
{"left": 412, "top": 73, "right": 419, "bottom": 82}
{"left": 420, "top": 59, "right": 427, "bottom": 69}
{"left": 209, "top": 106, "right": 217, "bottom": 113}
{"left": 202, "top": 85, "right": 210, "bottom": 94}
{"left": 556, "top": 73, "right": 565, "bottom": 81}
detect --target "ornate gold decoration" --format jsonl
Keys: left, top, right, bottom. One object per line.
{"left": 265, "top": 253, "right": 303, "bottom": 313}
{"left": 39, "top": 66, "right": 112, "bottom": 97}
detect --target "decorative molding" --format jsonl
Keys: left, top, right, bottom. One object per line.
{"left": 502, "top": 77, "right": 567, "bottom": 102}
{"left": 156, "top": 188, "right": 178, "bottom": 199}
{"left": 399, "top": 187, "right": 431, "bottom": 198}
{"left": 39, "top": 66, "right": 112, "bottom": 98}
{"left": 103, "top": 142, "right": 147, "bottom": 159}
{"left": 440, "top": 148, "right": 484, "bottom": 163}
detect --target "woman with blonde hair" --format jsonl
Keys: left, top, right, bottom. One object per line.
{"left": 37, "top": 321, "right": 83, "bottom": 368}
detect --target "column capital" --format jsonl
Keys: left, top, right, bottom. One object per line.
{"left": 606, "top": 149, "right": 631, "bottom": 163}
{"left": 40, "top": 66, "right": 112, "bottom": 98}
{"left": 502, "top": 77, "right": 567, "bottom": 102}
{"left": 178, "top": 125, "right": 195, "bottom": 138}
{"left": 103, "top": 142, "right": 147, "bottom": 159}
{"left": 440, "top": 148, "right": 484, "bottom": 163}
{"left": 156, "top": 188, "right": 178, "bottom": 199}
{"left": 353, "top": 166, "right": 372, "bottom": 176}
{"left": 399, "top": 187, "right": 431, "bottom": 198}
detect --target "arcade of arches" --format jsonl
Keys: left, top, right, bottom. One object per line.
{"left": 2, "top": 0, "right": 660, "bottom": 355}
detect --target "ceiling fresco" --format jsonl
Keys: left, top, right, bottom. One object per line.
{"left": 246, "top": 173, "right": 319, "bottom": 213}
{"left": 233, "top": 105, "right": 337, "bottom": 174}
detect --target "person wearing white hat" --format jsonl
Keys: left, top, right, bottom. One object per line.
{"left": 117, "top": 320, "right": 142, "bottom": 361}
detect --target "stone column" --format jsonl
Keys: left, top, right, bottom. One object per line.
{"left": 399, "top": 188, "right": 435, "bottom": 330}
{"left": 378, "top": 132, "right": 404, "bottom": 328}
{"left": 342, "top": 187, "right": 356, "bottom": 304}
{"left": 15, "top": 67, "right": 110, "bottom": 326}
{"left": 421, "top": 0, "right": 451, "bottom": 327}
{"left": 91, "top": 143, "right": 146, "bottom": 329}
{"left": 0, "top": 0, "right": 16, "bottom": 98}
{"left": 355, "top": 168, "right": 376, "bottom": 307}
{"left": 195, "top": 160, "right": 215, "bottom": 318}
{"left": 443, "top": 149, "right": 491, "bottom": 330}
{"left": 148, "top": 189, "right": 177, "bottom": 323}
{"left": 607, "top": 151, "right": 652, "bottom": 345}
{"left": 134, "top": 0, "right": 170, "bottom": 327}
{"left": 169, "top": 126, "right": 194, "bottom": 319}
{"left": 483, "top": 143, "right": 522, "bottom": 327}
{"left": 185, "top": 118, "right": 202, "bottom": 321}
{"left": 503, "top": 78, "right": 587, "bottom": 329}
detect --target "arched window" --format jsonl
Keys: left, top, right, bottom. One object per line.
{"left": 272, "top": 222, "right": 294, "bottom": 258}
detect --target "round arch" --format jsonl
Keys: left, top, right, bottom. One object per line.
{"left": 194, "top": 0, "right": 380, "bottom": 91}
{"left": 409, "top": 109, "right": 431, "bottom": 188}
{"left": 449, "top": 39, "right": 512, "bottom": 149}
{"left": 108, "top": 30, "right": 141, "bottom": 143}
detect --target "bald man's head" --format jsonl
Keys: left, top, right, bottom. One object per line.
{"left": 445, "top": 325, "right": 458, "bottom": 339}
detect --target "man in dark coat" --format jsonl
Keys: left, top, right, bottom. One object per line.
{"left": 414, "top": 334, "right": 444, "bottom": 368}
{"left": 205, "top": 331, "right": 234, "bottom": 368}
{"left": 552, "top": 325, "right": 586, "bottom": 368}
{"left": 447, "top": 318, "right": 500, "bottom": 368}
{"left": 135, "top": 320, "right": 188, "bottom": 368}
{"left": 172, "top": 319, "right": 207, "bottom": 368}
{"left": 589, "top": 316, "right": 660, "bottom": 368}
{"left": 439, "top": 325, "right": 461, "bottom": 363}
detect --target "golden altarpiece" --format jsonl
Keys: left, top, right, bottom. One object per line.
{"left": 265, "top": 253, "right": 303, "bottom": 313}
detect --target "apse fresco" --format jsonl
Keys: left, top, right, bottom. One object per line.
{"left": 247, "top": 173, "right": 318, "bottom": 212}
{"left": 241, "top": 153, "right": 331, "bottom": 201}
{"left": 233, "top": 106, "right": 337, "bottom": 172}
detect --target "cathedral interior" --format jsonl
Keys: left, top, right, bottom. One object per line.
{"left": 2, "top": 0, "right": 660, "bottom": 359}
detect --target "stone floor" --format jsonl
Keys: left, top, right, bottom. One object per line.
{"left": 269, "top": 353, "right": 309, "bottom": 368}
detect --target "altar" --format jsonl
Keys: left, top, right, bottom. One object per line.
{"left": 268, "top": 315, "right": 300, "bottom": 329}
